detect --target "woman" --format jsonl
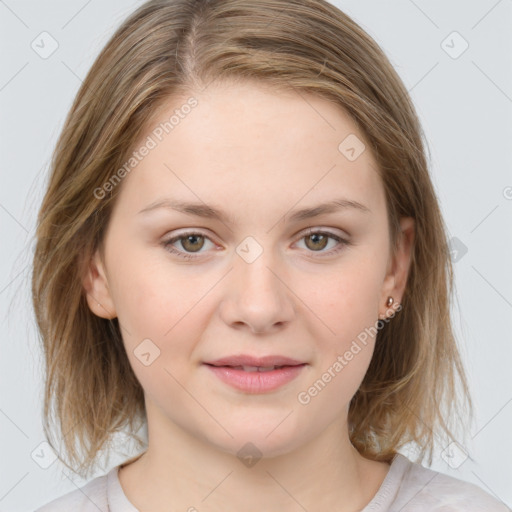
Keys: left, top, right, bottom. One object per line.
{"left": 32, "top": 0, "right": 508, "bottom": 510}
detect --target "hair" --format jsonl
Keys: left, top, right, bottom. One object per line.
{"left": 32, "top": 0, "right": 473, "bottom": 478}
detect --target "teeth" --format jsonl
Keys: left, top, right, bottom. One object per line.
{"left": 239, "top": 365, "right": 277, "bottom": 372}
{"left": 242, "top": 365, "right": 260, "bottom": 372}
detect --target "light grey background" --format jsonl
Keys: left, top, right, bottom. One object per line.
{"left": 1, "top": 1, "right": 511, "bottom": 510}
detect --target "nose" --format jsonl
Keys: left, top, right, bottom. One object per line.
{"left": 219, "top": 244, "right": 296, "bottom": 335}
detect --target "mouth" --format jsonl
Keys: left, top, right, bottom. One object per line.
{"left": 203, "top": 355, "right": 307, "bottom": 393}
{"left": 211, "top": 364, "right": 294, "bottom": 372}
{"left": 205, "top": 354, "right": 305, "bottom": 368}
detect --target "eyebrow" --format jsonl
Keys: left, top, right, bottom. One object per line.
{"left": 137, "top": 197, "right": 371, "bottom": 223}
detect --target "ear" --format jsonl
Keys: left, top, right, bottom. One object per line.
{"left": 379, "top": 216, "right": 415, "bottom": 319}
{"left": 82, "top": 248, "right": 117, "bottom": 319}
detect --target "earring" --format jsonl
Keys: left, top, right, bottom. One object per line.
{"left": 386, "top": 296, "right": 394, "bottom": 307}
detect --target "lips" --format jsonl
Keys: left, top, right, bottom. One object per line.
{"left": 204, "top": 355, "right": 306, "bottom": 393}
{"left": 205, "top": 355, "right": 305, "bottom": 368}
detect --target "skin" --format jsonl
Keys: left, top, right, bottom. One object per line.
{"left": 83, "top": 80, "right": 414, "bottom": 511}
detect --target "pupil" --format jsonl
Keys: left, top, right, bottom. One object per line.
{"left": 183, "top": 235, "right": 203, "bottom": 252}
{"left": 308, "top": 233, "right": 327, "bottom": 251}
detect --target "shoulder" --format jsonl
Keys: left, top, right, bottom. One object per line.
{"left": 393, "top": 454, "right": 510, "bottom": 512}
{"left": 33, "top": 471, "right": 109, "bottom": 512}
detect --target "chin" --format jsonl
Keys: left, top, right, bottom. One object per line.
{"left": 198, "top": 412, "right": 310, "bottom": 461}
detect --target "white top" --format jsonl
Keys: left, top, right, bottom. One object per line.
{"left": 34, "top": 453, "right": 509, "bottom": 511}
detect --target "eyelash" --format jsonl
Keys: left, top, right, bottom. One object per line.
{"left": 162, "top": 228, "right": 351, "bottom": 260}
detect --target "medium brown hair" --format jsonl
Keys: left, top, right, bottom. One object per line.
{"left": 32, "top": 0, "right": 472, "bottom": 477}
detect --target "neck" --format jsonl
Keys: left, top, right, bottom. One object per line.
{"left": 118, "top": 409, "right": 390, "bottom": 512}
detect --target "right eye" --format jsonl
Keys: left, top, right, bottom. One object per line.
{"left": 162, "top": 231, "right": 217, "bottom": 260}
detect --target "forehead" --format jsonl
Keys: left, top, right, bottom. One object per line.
{"left": 117, "top": 80, "right": 385, "bottom": 217}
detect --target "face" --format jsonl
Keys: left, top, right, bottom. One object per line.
{"left": 84, "top": 80, "right": 414, "bottom": 458}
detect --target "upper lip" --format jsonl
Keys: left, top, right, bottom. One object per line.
{"left": 205, "top": 355, "right": 306, "bottom": 367}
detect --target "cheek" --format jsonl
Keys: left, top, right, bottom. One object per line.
{"left": 109, "top": 264, "right": 202, "bottom": 400}
{"left": 108, "top": 251, "right": 213, "bottom": 374}
{"left": 290, "top": 253, "right": 386, "bottom": 410}
{"left": 296, "top": 255, "right": 384, "bottom": 347}
{"left": 111, "top": 267, "right": 167, "bottom": 335}
{"left": 293, "top": 262, "right": 383, "bottom": 421}
{"left": 105, "top": 247, "right": 185, "bottom": 357}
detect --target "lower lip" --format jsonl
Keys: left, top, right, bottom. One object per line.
{"left": 204, "top": 364, "right": 306, "bottom": 393}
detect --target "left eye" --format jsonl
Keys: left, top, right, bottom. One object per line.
{"left": 296, "top": 230, "right": 346, "bottom": 253}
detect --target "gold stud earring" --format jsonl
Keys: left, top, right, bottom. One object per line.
{"left": 386, "top": 296, "right": 394, "bottom": 307}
